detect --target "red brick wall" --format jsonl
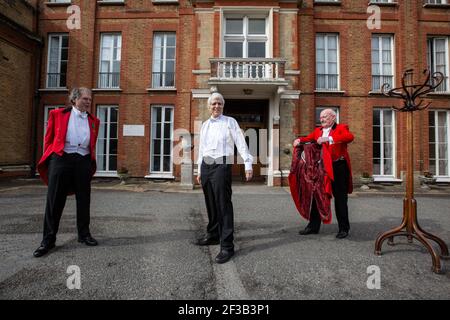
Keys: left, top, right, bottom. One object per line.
{"left": 34, "top": 0, "right": 450, "bottom": 182}
{"left": 298, "top": 0, "right": 450, "bottom": 179}
{"left": 38, "top": 0, "right": 196, "bottom": 179}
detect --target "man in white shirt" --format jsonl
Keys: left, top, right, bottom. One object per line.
{"left": 196, "top": 92, "right": 253, "bottom": 264}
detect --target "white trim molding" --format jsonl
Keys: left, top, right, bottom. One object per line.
{"left": 280, "top": 90, "right": 301, "bottom": 99}
{"left": 192, "top": 89, "right": 211, "bottom": 98}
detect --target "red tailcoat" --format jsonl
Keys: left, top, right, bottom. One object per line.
{"left": 299, "top": 123, "right": 354, "bottom": 193}
{"left": 37, "top": 107, "right": 100, "bottom": 185}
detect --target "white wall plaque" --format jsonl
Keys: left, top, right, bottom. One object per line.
{"left": 123, "top": 125, "right": 145, "bottom": 137}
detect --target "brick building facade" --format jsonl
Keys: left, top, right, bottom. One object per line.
{"left": 0, "top": 0, "right": 41, "bottom": 177}
{"left": 3, "top": 0, "right": 450, "bottom": 186}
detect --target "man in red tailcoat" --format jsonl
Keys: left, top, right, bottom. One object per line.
{"left": 33, "top": 87, "right": 100, "bottom": 257}
{"left": 293, "top": 108, "right": 354, "bottom": 239}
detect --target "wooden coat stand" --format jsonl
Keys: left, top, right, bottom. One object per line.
{"left": 374, "top": 69, "right": 449, "bottom": 274}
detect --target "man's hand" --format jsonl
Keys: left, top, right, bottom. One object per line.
{"left": 196, "top": 175, "right": 201, "bottom": 185}
{"left": 245, "top": 170, "right": 253, "bottom": 181}
{"left": 293, "top": 138, "right": 301, "bottom": 147}
{"left": 317, "top": 137, "right": 330, "bottom": 145}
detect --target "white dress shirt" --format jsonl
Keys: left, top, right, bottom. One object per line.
{"left": 64, "top": 107, "right": 90, "bottom": 156}
{"left": 197, "top": 115, "right": 253, "bottom": 174}
{"left": 321, "top": 126, "right": 334, "bottom": 144}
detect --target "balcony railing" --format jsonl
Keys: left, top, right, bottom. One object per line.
{"left": 210, "top": 58, "right": 286, "bottom": 81}
{"left": 98, "top": 72, "right": 120, "bottom": 89}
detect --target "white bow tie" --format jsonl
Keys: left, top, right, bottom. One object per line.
{"left": 78, "top": 112, "right": 88, "bottom": 119}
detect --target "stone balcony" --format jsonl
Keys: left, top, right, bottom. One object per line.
{"left": 209, "top": 58, "right": 287, "bottom": 84}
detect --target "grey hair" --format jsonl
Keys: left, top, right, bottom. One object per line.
{"left": 207, "top": 92, "right": 225, "bottom": 107}
{"left": 69, "top": 87, "right": 92, "bottom": 104}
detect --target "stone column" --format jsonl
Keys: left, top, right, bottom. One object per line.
{"left": 180, "top": 134, "right": 194, "bottom": 189}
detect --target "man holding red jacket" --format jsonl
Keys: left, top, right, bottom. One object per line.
{"left": 293, "top": 109, "right": 354, "bottom": 239}
{"left": 34, "top": 87, "right": 100, "bottom": 257}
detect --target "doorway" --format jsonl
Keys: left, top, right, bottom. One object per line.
{"left": 224, "top": 99, "right": 269, "bottom": 182}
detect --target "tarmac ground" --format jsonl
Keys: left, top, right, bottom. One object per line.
{"left": 0, "top": 178, "right": 449, "bottom": 300}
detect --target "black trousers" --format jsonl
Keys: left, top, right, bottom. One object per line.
{"left": 200, "top": 158, "right": 234, "bottom": 251}
{"left": 42, "top": 152, "right": 92, "bottom": 245}
{"left": 308, "top": 159, "right": 350, "bottom": 233}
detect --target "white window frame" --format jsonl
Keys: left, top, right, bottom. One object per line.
{"left": 371, "top": 34, "right": 395, "bottom": 92}
{"left": 96, "top": 105, "right": 119, "bottom": 176}
{"left": 427, "top": 37, "right": 449, "bottom": 93}
{"left": 46, "top": 34, "right": 68, "bottom": 88}
{"left": 315, "top": 33, "right": 340, "bottom": 91}
{"left": 314, "top": 0, "right": 341, "bottom": 3}
{"left": 373, "top": 108, "right": 397, "bottom": 179}
{"left": 424, "top": 0, "right": 448, "bottom": 4}
{"left": 98, "top": 33, "right": 122, "bottom": 89}
{"left": 429, "top": 110, "right": 450, "bottom": 180}
{"left": 148, "top": 105, "right": 174, "bottom": 178}
{"left": 152, "top": 0, "right": 179, "bottom": 3}
{"left": 220, "top": 8, "right": 273, "bottom": 58}
{"left": 222, "top": 15, "right": 269, "bottom": 58}
{"left": 44, "top": 106, "right": 64, "bottom": 146}
{"left": 152, "top": 32, "right": 176, "bottom": 88}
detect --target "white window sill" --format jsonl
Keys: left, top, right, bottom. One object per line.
{"left": 373, "top": 176, "right": 403, "bottom": 182}
{"left": 314, "top": 1, "right": 342, "bottom": 5}
{"left": 146, "top": 87, "right": 177, "bottom": 92}
{"left": 152, "top": 0, "right": 179, "bottom": 4}
{"left": 0, "top": 165, "right": 31, "bottom": 172}
{"left": 368, "top": 90, "right": 387, "bottom": 95}
{"left": 94, "top": 171, "right": 118, "bottom": 177}
{"left": 368, "top": 2, "right": 398, "bottom": 7}
{"left": 436, "top": 177, "right": 450, "bottom": 183}
{"left": 145, "top": 174, "right": 175, "bottom": 179}
{"left": 314, "top": 90, "right": 345, "bottom": 94}
{"left": 98, "top": 1, "right": 125, "bottom": 5}
{"left": 92, "top": 88, "right": 123, "bottom": 92}
{"left": 39, "top": 88, "right": 69, "bottom": 92}
{"left": 423, "top": 4, "right": 450, "bottom": 8}
{"left": 45, "top": 2, "right": 71, "bottom": 7}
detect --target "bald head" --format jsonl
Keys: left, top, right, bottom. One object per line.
{"left": 319, "top": 109, "right": 336, "bottom": 128}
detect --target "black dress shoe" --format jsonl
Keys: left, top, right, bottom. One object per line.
{"left": 196, "top": 237, "right": 220, "bottom": 246}
{"left": 336, "top": 231, "right": 349, "bottom": 239}
{"left": 78, "top": 235, "right": 98, "bottom": 246}
{"left": 215, "top": 250, "right": 234, "bottom": 264}
{"left": 33, "top": 243, "right": 55, "bottom": 258}
{"left": 299, "top": 227, "right": 319, "bottom": 235}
